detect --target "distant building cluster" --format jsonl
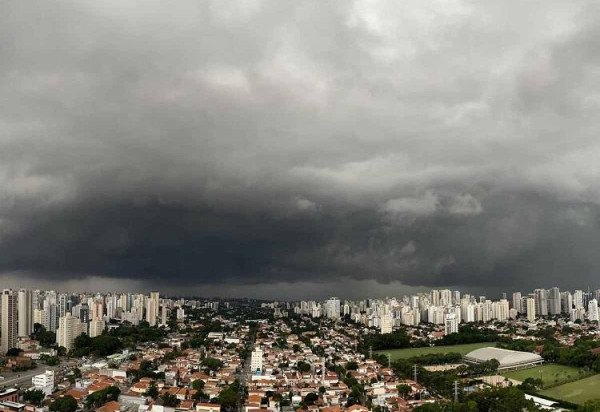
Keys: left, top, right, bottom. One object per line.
{"left": 280, "top": 287, "right": 600, "bottom": 336}
{"left": 0, "top": 288, "right": 189, "bottom": 353}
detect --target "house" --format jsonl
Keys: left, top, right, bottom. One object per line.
{"left": 96, "top": 401, "right": 121, "bottom": 412}
{"left": 195, "top": 402, "right": 221, "bottom": 412}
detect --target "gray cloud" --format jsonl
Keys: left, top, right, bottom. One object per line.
{"left": 2, "top": 0, "right": 600, "bottom": 296}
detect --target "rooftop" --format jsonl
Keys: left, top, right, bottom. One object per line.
{"left": 464, "top": 347, "right": 543, "bottom": 369}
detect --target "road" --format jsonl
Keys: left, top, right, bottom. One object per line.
{"left": 237, "top": 336, "right": 255, "bottom": 412}
{"left": 0, "top": 363, "right": 63, "bottom": 388}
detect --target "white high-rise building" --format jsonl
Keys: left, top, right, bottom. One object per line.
{"left": 440, "top": 289, "right": 452, "bottom": 306}
{"left": 56, "top": 314, "right": 84, "bottom": 351}
{"left": 534, "top": 289, "right": 548, "bottom": 316}
{"left": 380, "top": 313, "right": 393, "bottom": 334}
{"left": 588, "top": 299, "right": 599, "bottom": 322}
{"left": 150, "top": 291, "right": 160, "bottom": 319}
{"left": 1, "top": 289, "right": 18, "bottom": 353}
{"left": 91, "top": 300, "right": 104, "bottom": 321}
{"left": 250, "top": 347, "right": 263, "bottom": 374}
{"left": 106, "top": 299, "right": 115, "bottom": 319}
{"left": 548, "top": 287, "right": 561, "bottom": 315}
{"left": 431, "top": 290, "right": 440, "bottom": 306}
{"left": 146, "top": 292, "right": 160, "bottom": 326}
{"left": 561, "top": 292, "right": 573, "bottom": 314}
{"left": 58, "top": 294, "right": 68, "bottom": 319}
{"left": 18, "top": 288, "right": 33, "bottom": 337}
{"left": 324, "top": 297, "right": 341, "bottom": 320}
{"left": 146, "top": 298, "right": 158, "bottom": 326}
{"left": 444, "top": 313, "right": 459, "bottom": 335}
{"left": 89, "top": 318, "right": 105, "bottom": 338}
{"left": 526, "top": 297, "right": 536, "bottom": 322}
{"left": 461, "top": 303, "right": 475, "bottom": 323}
{"left": 574, "top": 290, "right": 584, "bottom": 309}
{"left": 161, "top": 305, "right": 169, "bottom": 325}
{"left": 452, "top": 291, "right": 461, "bottom": 305}
{"left": 33, "top": 309, "right": 50, "bottom": 330}
{"left": 512, "top": 292, "right": 522, "bottom": 313}
{"left": 571, "top": 307, "right": 585, "bottom": 322}
{"left": 495, "top": 299, "right": 510, "bottom": 321}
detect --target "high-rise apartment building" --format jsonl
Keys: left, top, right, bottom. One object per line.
{"left": 431, "top": 290, "right": 440, "bottom": 306}
{"left": 380, "top": 313, "right": 393, "bottom": 334}
{"left": 588, "top": 299, "right": 599, "bottom": 322}
{"left": 548, "top": 287, "right": 561, "bottom": 315}
{"left": 526, "top": 297, "right": 536, "bottom": 322}
{"left": 495, "top": 299, "right": 510, "bottom": 321}
{"left": 533, "top": 289, "right": 548, "bottom": 316}
{"left": 146, "top": 292, "right": 160, "bottom": 326}
{"left": 574, "top": 290, "right": 584, "bottom": 309}
{"left": 439, "top": 289, "right": 452, "bottom": 306}
{"left": 1, "top": 289, "right": 18, "bottom": 354}
{"left": 444, "top": 313, "right": 458, "bottom": 335}
{"left": 512, "top": 292, "right": 522, "bottom": 313}
{"left": 91, "top": 299, "right": 104, "bottom": 321}
{"left": 17, "top": 288, "right": 33, "bottom": 337}
{"left": 33, "top": 308, "right": 49, "bottom": 330}
{"left": 56, "top": 313, "right": 84, "bottom": 351}
{"left": 561, "top": 292, "right": 573, "bottom": 314}
{"left": 89, "top": 318, "right": 105, "bottom": 338}
{"left": 324, "top": 297, "right": 340, "bottom": 320}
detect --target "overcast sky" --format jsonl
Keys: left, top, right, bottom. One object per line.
{"left": 2, "top": 0, "right": 600, "bottom": 299}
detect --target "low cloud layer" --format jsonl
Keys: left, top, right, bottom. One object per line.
{"left": 2, "top": 0, "right": 600, "bottom": 297}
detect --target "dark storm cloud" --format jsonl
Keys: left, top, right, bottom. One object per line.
{"left": 2, "top": 0, "right": 600, "bottom": 295}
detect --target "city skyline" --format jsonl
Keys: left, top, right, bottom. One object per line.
{"left": 4, "top": 2, "right": 600, "bottom": 410}
{"left": 3, "top": 284, "right": 600, "bottom": 347}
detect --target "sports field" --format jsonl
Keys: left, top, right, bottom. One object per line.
{"left": 501, "top": 364, "right": 580, "bottom": 387}
{"left": 378, "top": 342, "right": 495, "bottom": 360}
{"left": 540, "top": 373, "right": 600, "bottom": 405}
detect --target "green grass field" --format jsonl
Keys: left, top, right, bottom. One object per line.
{"left": 377, "top": 342, "right": 496, "bottom": 360}
{"left": 540, "top": 373, "right": 600, "bottom": 405}
{"left": 501, "top": 364, "right": 581, "bottom": 386}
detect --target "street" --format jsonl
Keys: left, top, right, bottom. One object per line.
{"left": 0, "top": 363, "right": 62, "bottom": 389}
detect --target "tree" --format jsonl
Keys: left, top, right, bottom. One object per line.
{"left": 304, "top": 392, "right": 318, "bottom": 405}
{"left": 23, "top": 389, "right": 45, "bottom": 406}
{"left": 397, "top": 384, "right": 411, "bottom": 399}
{"left": 144, "top": 382, "right": 159, "bottom": 399}
{"left": 201, "top": 357, "right": 224, "bottom": 372}
{"left": 297, "top": 361, "right": 311, "bottom": 372}
{"left": 6, "top": 348, "right": 21, "bottom": 357}
{"left": 49, "top": 395, "right": 78, "bottom": 412}
{"left": 192, "top": 379, "right": 205, "bottom": 391}
{"left": 129, "top": 360, "right": 159, "bottom": 382}
{"left": 161, "top": 393, "right": 181, "bottom": 407}
{"left": 40, "top": 354, "right": 60, "bottom": 366}
{"left": 218, "top": 380, "right": 242, "bottom": 412}
{"left": 192, "top": 379, "right": 209, "bottom": 401}
{"left": 85, "top": 386, "right": 121, "bottom": 409}
{"left": 578, "top": 399, "right": 600, "bottom": 412}
{"left": 31, "top": 324, "right": 57, "bottom": 348}
{"left": 346, "top": 361, "right": 359, "bottom": 370}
